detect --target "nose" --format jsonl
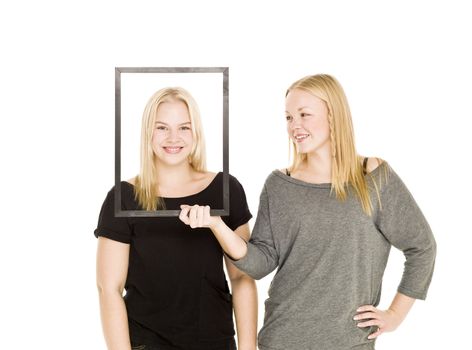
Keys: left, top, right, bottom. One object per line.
{"left": 166, "top": 128, "right": 181, "bottom": 142}
{"left": 289, "top": 116, "right": 303, "bottom": 130}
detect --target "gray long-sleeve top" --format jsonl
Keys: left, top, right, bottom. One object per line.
{"left": 231, "top": 163, "right": 436, "bottom": 350}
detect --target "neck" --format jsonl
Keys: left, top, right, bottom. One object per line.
{"left": 154, "top": 161, "right": 196, "bottom": 187}
{"left": 301, "top": 145, "right": 332, "bottom": 181}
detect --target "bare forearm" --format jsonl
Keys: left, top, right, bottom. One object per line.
{"left": 388, "top": 292, "right": 416, "bottom": 323}
{"left": 231, "top": 276, "right": 258, "bottom": 350}
{"left": 99, "top": 291, "right": 131, "bottom": 350}
{"left": 211, "top": 219, "right": 248, "bottom": 260}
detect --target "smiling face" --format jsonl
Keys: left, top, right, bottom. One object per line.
{"left": 285, "top": 88, "right": 331, "bottom": 156}
{"left": 152, "top": 99, "right": 193, "bottom": 167}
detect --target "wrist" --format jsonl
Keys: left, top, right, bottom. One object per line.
{"left": 209, "top": 216, "right": 224, "bottom": 231}
{"left": 386, "top": 308, "right": 404, "bottom": 329}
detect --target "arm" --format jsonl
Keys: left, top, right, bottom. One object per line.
{"left": 177, "top": 203, "right": 248, "bottom": 260}
{"left": 224, "top": 223, "right": 257, "bottom": 350}
{"left": 210, "top": 216, "right": 248, "bottom": 260}
{"left": 376, "top": 165, "right": 437, "bottom": 300}
{"left": 96, "top": 237, "right": 132, "bottom": 350}
{"left": 356, "top": 163, "right": 436, "bottom": 339}
{"left": 180, "top": 185, "right": 279, "bottom": 280}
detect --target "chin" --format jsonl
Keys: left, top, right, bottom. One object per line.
{"left": 166, "top": 158, "right": 189, "bottom": 166}
{"left": 156, "top": 154, "right": 191, "bottom": 167}
{"left": 296, "top": 146, "right": 315, "bottom": 154}
{"left": 296, "top": 142, "right": 327, "bottom": 154}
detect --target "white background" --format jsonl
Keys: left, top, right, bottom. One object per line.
{"left": 120, "top": 72, "right": 223, "bottom": 181}
{"left": 1, "top": 1, "right": 470, "bottom": 349}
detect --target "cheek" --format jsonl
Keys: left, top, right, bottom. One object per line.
{"left": 183, "top": 131, "right": 193, "bottom": 144}
{"left": 151, "top": 131, "right": 163, "bottom": 152}
{"left": 311, "top": 118, "right": 330, "bottom": 137}
{"left": 320, "top": 120, "right": 331, "bottom": 138}
{"left": 151, "top": 132, "right": 158, "bottom": 145}
{"left": 152, "top": 129, "right": 168, "bottom": 142}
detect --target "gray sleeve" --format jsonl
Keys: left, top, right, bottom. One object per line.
{"left": 229, "top": 185, "right": 279, "bottom": 280}
{"left": 376, "top": 165, "right": 437, "bottom": 300}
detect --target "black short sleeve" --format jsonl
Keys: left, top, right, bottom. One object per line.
{"left": 223, "top": 175, "right": 253, "bottom": 231}
{"left": 94, "top": 188, "right": 132, "bottom": 244}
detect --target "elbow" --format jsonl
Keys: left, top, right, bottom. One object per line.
{"left": 424, "top": 224, "right": 437, "bottom": 258}
{"left": 239, "top": 243, "right": 278, "bottom": 280}
{"left": 226, "top": 250, "right": 248, "bottom": 262}
{"left": 229, "top": 273, "right": 256, "bottom": 284}
{"left": 252, "top": 274, "right": 265, "bottom": 281}
{"left": 425, "top": 234, "right": 437, "bottom": 262}
{"left": 249, "top": 271, "right": 265, "bottom": 281}
{"left": 96, "top": 281, "right": 125, "bottom": 297}
{"left": 229, "top": 242, "right": 249, "bottom": 261}
{"left": 410, "top": 232, "right": 437, "bottom": 262}
{"left": 245, "top": 261, "right": 278, "bottom": 281}
{"left": 246, "top": 267, "right": 273, "bottom": 281}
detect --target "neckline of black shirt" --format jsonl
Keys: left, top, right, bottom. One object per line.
{"left": 121, "top": 171, "right": 223, "bottom": 200}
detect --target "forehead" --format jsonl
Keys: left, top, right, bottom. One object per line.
{"left": 285, "top": 89, "right": 326, "bottom": 111}
{"left": 155, "top": 99, "right": 190, "bottom": 122}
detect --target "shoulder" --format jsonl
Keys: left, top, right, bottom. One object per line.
{"left": 125, "top": 176, "right": 137, "bottom": 186}
{"left": 101, "top": 181, "right": 137, "bottom": 206}
{"left": 278, "top": 168, "right": 289, "bottom": 175}
{"left": 225, "top": 173, "right": 251, "bottom": 208}
{"left": 227, "top": 172, "right": 246, "bottom": 190}
{"left": 262, "top": 169, "right": 287, "bottom": 189}
{"left": 204, "top": 172, "right": 247, "bottom": 194}
{"left": 105, "top": 181, "right": 135, "bottom": 195}
{"left": 271, "top": 168, "right": 289, "bottom": 179}
{"left": 362, "top": 157, "right": 394, "bottom": 185}
{"left": 364, "top": 159, "right": 410, "bottom": 199}
{"left": 363, "top": 157, "right": 385, "bottom": 174}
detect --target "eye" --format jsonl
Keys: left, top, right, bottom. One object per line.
{"left": 300, "top": 113, "right": 310, "bottom": 117}
{"left": 285, "top": 115, "right": 292, "bottom": 121}
{"left": 156, "top": 125, "right": 167, "bottom": 130}
{"left": 180, "top": 126, "right": 191, "bottom": 131}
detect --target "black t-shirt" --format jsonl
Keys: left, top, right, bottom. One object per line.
{"left": 94, "top": 173, "right": 252, "bottom": 348}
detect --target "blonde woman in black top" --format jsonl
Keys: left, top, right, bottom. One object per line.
{"left": 95, "top": 87, "right": 257, "bottom": 350}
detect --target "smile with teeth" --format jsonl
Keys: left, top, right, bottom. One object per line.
{"left": 163, "top": 146, "right": 184, "bottom": 154}
{"left": 294, "top": 134, "right": 310, "bottom": 142}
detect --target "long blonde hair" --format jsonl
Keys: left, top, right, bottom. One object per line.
{"left": 287, "top": 74, "right": 382, "bottom": 215}
{"left": 134, "top": 87, "right": 207, "bottom": 210}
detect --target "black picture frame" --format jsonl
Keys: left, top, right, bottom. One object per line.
{"left": 114, "top": 67, "right": 229, "bottom": 217}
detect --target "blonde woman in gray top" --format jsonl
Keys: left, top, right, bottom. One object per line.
{"left": 179, "top": 74, "right": 436, "bottom": 349}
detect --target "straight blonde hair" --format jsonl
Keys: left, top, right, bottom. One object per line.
{"left": 134, "top": 87, "right": 207, "bottom": 210}
{"left": 287, "top": 74, "right": 383, "bottom": 215}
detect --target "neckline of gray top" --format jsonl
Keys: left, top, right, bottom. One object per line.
{"left": 272, "top": 162, "right": 387, "bottom": 189}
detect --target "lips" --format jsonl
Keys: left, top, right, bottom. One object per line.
{"left": 294, "top": 134, "right": 310, "bottom": 142}
{"left": 163, "top": 146, "right": 183, "bottom": 154}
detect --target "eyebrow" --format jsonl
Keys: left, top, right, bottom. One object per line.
{"left": 285, "top": 106, "right": 313, "bottom": 113}
{"left": 155, "top": 121, "right": 191, "bottom": 125}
